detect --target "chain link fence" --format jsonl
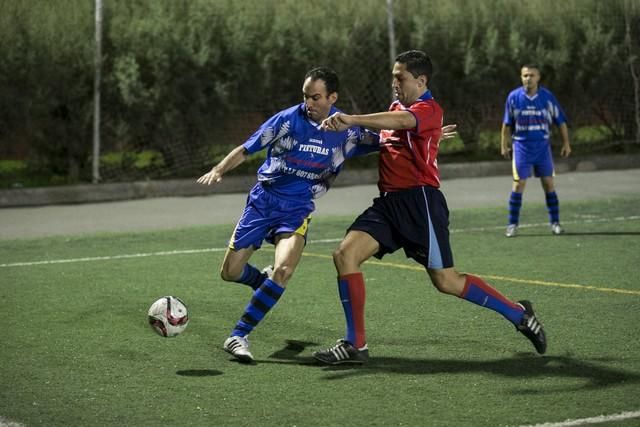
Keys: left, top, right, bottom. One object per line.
{"left": 0, "top": 0, "right": 638, "bottom": 187}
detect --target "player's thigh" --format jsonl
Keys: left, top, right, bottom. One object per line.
{"left": 512, "top": 155, "right": 533, "bottom": 182}
{"left": 334, "top": 230, "right": 380, "bottom": 273}
{"left": 221, "top": 246, "right": 255, "bottom": 280}
{"left": 533, "top": 147, "right": 555, "bottom": 181}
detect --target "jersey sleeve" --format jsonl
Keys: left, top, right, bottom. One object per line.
{"left": 345, "top": 127, "right": 380, "bottom": 158}
{"left": 503, "top": 94, "right": 514, "bottom": 126}
{"left": 242, "top": 110, "right": 290, "bottom": 155}
{"left": 548, "top": 92, "right": 568, "bottom": 126}
{"left": 410, "top": 101, "right": 442, "bottom": 134}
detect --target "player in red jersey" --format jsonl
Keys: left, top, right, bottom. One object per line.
{"left": 312, "top": 50, "right": 547, "bottom": 364}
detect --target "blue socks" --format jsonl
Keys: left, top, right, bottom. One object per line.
{"left": 236, "top": 264, "right": 267, "bottom": 290}
{"left": 508, "top": 191, "right": 522, "bottom": 225}
{"left": 461, "top": 274, "right": 524, "bottom": 326}
{"left": 546, "top": 191, "right": 560, "bottom": 224}
{"left": 231, "top": 279, "right": 285, "bottom": 337}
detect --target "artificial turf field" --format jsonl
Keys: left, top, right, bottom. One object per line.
{"left": 1, "top": 197, "right": 639, "bottom": 426}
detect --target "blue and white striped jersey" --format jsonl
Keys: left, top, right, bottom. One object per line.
{"left": 243, "top": 103, "right": 379, "bottom": 201}
{"left": 503, "top": 86, "right": 567, "bottom": 143}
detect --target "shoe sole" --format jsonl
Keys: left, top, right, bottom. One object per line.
{"left": 312, "top": 353, "right": 368, "bottom": 365}
{"left": 223, "top": 347, "right": 255, "bottom": 363}
{"left": 505, "top": 228, "right": 518, "bottom": 237}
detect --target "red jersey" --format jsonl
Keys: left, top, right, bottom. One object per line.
{"left": 378, "top": 91, "right": 443, "bottom": 192}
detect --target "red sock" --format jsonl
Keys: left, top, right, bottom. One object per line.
{"left": 461, "top": 274, "right": 524, "bottom": 325}
{"left": 338, "top": 272, "right": 366, "bottom": 348}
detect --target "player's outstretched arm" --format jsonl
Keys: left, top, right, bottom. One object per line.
{"left": 321, "top": 112, "right": 352, "bottom": 131}
{"left": 197, "top": 145, "right": 248, "bottom": 185}
{"left": 322, "top": 110, "right": 416, "bottom": 132}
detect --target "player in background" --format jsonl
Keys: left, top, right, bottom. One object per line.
{"left": 501, "top": 64, "right": 572, "bottom": 237}
{"left": 312, "top": 50, "right": 546, "bottom": 365}
{"left": 196, "top": 67, "right": 382, "bottom": 363}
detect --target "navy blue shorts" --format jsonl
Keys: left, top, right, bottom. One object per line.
{"left": 348, "top": 185, "right": 454, "bottom": 269}
{"left": 229, "top": 183, "right": 313, "bottom": 250}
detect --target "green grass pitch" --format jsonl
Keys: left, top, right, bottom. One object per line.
{"left": 1, "top": 197, "right": 640, "bottom": 426}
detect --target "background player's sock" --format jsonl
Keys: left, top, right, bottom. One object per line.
{"left": 545, "top": 191, "right": 560, "bottom": 224}
{"left": 461, "top": 274, "right": 524, "bottom": 326}
{"left": 338, "top": 273, "right": 367, "bottom": 349}
{"left": 235, "top": 264, "right": 267, "bottom": 290}
{"left": 231, "top": 279, "right": 284, "bottom": 337}
{"left": 508, "top": 191, "right": 523, "bottom": 225}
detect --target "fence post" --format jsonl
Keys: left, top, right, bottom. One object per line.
{"left": 92, "top": 0, "right": 103, "bottom": 183}
{"left": 386, "top": 0, "right": 396, "bottom": 103}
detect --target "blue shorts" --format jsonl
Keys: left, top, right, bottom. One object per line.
{"left": 347, "top": 185, "right": 454, "bottom": 269}
{"left": 229, "top": 183, "right": 314, "bottom": 250}
{"left": 512, "top": 140, "right": 555, "bottom": 181}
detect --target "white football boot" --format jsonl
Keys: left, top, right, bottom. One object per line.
{"left": 223, "top": 336, "right": 254, "bottom": 363}
{"left": 505, "top": 224, "right": 518, "bottom": 238}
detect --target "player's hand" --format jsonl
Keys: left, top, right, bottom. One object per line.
{"left": 321, "top": 112, "right": 350, "bottom": 131}
{"left": 197, "top": 168, "right": 222, "bottom": 185}
{"left": 441, "top": 124, "right": 457, "bottom": 140}
{"left": 501, "top": 145, "right": 511, "bottom": 160}
{"left": 560, "top": 144, "right": 572, "bottom": 158}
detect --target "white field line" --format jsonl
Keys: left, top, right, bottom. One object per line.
{"left": 0, "top": 248, "right": 228, "bottom": 268}
{"left": 0, "top": 416, "right": 26, "bottom": 427}
{"left": 1, "top": 215, "right": 639, "bottom": 269}
{"left": 518, "top": 409, "right": 640, "bottom": 427}
{"left": 448, "top": 215, "right": 640, "bottom": 233}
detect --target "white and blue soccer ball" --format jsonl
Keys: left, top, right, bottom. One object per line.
{"left": 148, "top": 296, "right": 189, "bottom": 337}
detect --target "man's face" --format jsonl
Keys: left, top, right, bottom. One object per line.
{"left": 391, "top": 62, "right": 425, "bottom": 106}
{"left": 520, "top": 67, "right": 540, "bottom": 92}
{"left": 302, "top": 77, "right": 337, "bottom": 123}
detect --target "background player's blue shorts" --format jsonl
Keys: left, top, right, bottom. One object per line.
{"left": 347, "top": 185, "right": 454, "bottom": 269}
{"left": 229, "top": 183, "right": 314, "bottom": 250}
{"left": 512, "top": 140, "right": 555, "bottom": 180}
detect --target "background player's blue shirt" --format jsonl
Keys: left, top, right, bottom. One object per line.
{"left": 242, "top": 103, "right": 379, "bottom": 201}
{"left": 503, "top": 86, "right": 567, "bottom": 144}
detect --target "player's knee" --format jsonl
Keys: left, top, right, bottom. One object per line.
{"left": 219, "top": 265, "right": 239, "bottom": 282}
{"left": 434, "top": 281, "right": 457, "bottom": 295}
{"left": 429, "top": 272, "right": 463, "bottom": 296}
{"left": 332, "top": 246, "right": 355, "bottom": 271}
{"left": 272, "top": 265, "right": 294, "bottom": 285}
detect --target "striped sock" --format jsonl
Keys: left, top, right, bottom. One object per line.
{"left": 508, "top": 191, "right": 523, "bottom": 225}
{"left": 231, "top": 279, "right": 285, "bottom": 337}
{"left": 545, "top": 191, "right": 560, "bottom": 224}
{"left": 236, "top": 264, "right": 267, "bottom": 290}
{"left": 338, "top": 272, "right": 366, "bottom": 349}
{"left": 461, "top": 274, "right": 524, "bottom": 326}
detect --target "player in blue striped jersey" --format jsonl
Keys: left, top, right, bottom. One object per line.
{"left": 196, "top": 67, "right": 379, "bottom": 362}
{"left": 501, "top": 64, "right": 572, "bottom": 237}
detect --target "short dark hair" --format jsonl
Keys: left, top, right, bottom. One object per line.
{"left": 395, "top": 50, "right": 433, "bottom": 82}
{"left": 521, "top": 64, "right": 540, "bottom": 72}
{"left": 304, "top": 67, "right": 340, "bottom": 95}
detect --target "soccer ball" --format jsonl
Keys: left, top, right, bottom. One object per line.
{"left": 148, "top": 296, "right": 189, "bottom": 337}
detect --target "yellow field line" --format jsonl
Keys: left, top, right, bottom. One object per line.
{"left": 300, "top": 251, "right": 640, "bottom": 296}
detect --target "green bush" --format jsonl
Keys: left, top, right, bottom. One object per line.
{"left": 98, "top": 150, "right": 167, "bottom": 181}
{"left": 0, "top": 160, "right": 27, "bottom": 176}
{"left": 0, "top": 0, "right": 637, "bottom": 187}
